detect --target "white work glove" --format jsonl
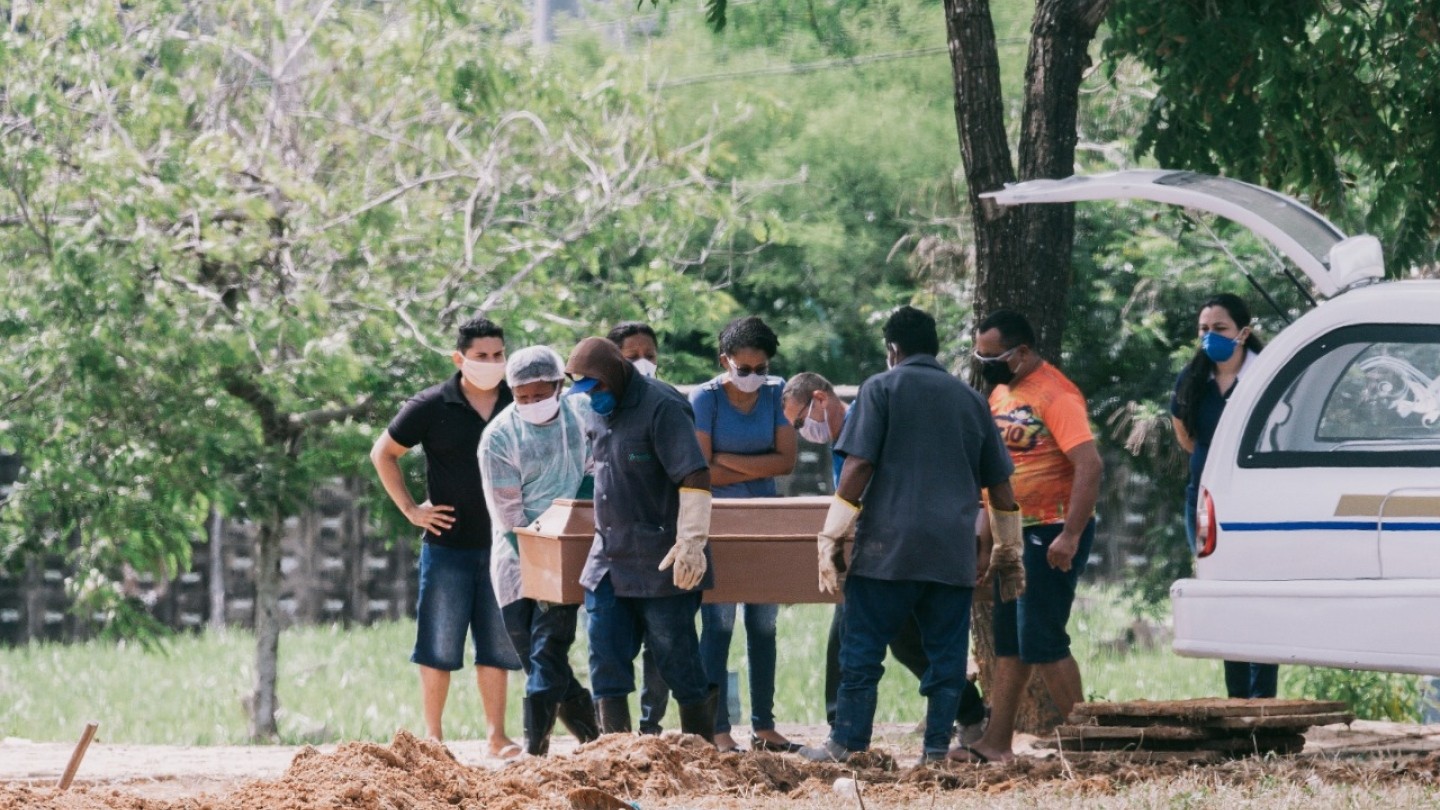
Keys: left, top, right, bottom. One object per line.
{"left": 987, "top": 504, "right": 1026, "bottom": 602}
{"left": 817, "top": 497, "right": 860, "bottom": 594}
{"left": 659, "top": 488, "right": 711, "bottom": 590}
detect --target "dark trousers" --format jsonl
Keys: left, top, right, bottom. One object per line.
{"left": 638, "top": 647, "right": 669, "bottom": 733}
{"left": 831, "top": 575, "right": 973, "bottom": 755}
{"left": 500, "top": 598, "right": 588, "bottom": 701}
{"left": 825, "top": 604, "right": 984, "bottom": 727}
{"left": 1225, "top": 660, "right": 1280, "bottom": 699}
{"left": 583, "top": 574, "right": 711, "bottom": 705}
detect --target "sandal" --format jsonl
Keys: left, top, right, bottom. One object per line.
{"left": 489, "top": 742, "right": 523, "bottom": 760}
{"left": 750, "top": 733, "right": 803, "bottom": 754}
{"left": 946, "top": 744, "right": 991, "bottom": 764}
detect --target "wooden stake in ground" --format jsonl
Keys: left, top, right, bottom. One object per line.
{"left": 57, "top": 721, "right": 99, "bottom": 791}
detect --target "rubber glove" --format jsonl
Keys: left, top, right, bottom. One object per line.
{"left": 659, "top": 488, "right": 711, "bottom": 590}
{"left": 988, "top": 504, "right": 1026, "bottom": 602}
{"left": 817, "top": 496, "right": 860, "bottom": 594}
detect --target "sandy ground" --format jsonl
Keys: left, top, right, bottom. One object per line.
{"left": 4, "top": 720, "right": 1440, "bottom": 801}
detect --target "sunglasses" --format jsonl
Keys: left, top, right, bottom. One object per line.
{"left": 972, "top": 346, "right": 1019, "bottom": 364}
{"left": 726, "top": 357, "right": 769, "bottom": 377}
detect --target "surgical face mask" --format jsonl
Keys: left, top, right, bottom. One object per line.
{"left": 461, "top": 358, "right": 506, "bottom": 391}
{"left": 975, "top": 346, "right": 1018, "bottom": 386}
{"left": 517, "top": 392, "right": 562, "bottom": 425}
{"left": 978, "top": 357, "right": 1016, "bottom": 386}
{"left": 1201, "top": 331, "right": 1240, "bottom": 363}
{"left": 631, "top": 358, "right": 658, "bottom": 378}
{"left": 589, "top": 390, "right": 617, "bottom": 417}
{"left": 726, "top": 357, "right": 768, "bottom": 394}
{"left": 798, "top": 400, "right": 832, "bottom": 444}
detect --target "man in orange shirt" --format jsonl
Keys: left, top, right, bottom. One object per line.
{"left": 952, "top": 309, "right": 1103, "bottom": 764}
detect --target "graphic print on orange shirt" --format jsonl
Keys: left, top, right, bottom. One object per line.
{"left": 989, "top": 362, "right": 1093, "bottom": 527}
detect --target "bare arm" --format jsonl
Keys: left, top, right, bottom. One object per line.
{"left": 1172, "top": 416, "right": 1195, "bottom": 454}
{"left": 694, "top": 430, "right": 746, "bottom": 487}
{"left": 834, "top": 455, "right": 874, "bottom": 506}
{"left": 369, "top": 432, "right": 453, "bottom": 535}
{"left": 709, "top": 424, "right": 799, "bottom": 480}
{"left": 680, "top": 467, "right": 711, "bottom": 492}
{"left": 1046, "top": 440, "right": 1104, "bottom": 571}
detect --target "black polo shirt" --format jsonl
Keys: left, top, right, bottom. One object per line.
{"left": 387, "top": 372, "right": 513, "bottom": 551}
{"left": 580, "top": 374, "right": 710, "bottom": 598}
{"left": 835, "top": 354, "right": 1013, "bottom": 586}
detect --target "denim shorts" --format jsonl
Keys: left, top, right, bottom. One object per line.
{"left": 411, "top": 542, "right": 521, "bottom": 672}
{"left": 993, "top": 519, "right": 1094, "bottom": 664}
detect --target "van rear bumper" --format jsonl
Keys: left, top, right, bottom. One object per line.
{"left": 1171, "top": 577, "right": 1440, "bottom": 675}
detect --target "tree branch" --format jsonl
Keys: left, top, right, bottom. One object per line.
{"left": 304, "top": 170, "right": 464, "bottom": 236}
{"left": 291, "top": 395, "right": 374, "bottom": 428}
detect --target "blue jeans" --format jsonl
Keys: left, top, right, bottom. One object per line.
{"left": 1225, "top": 661, "right": 1279, "bottom": 699}
{"left": 700, "top": 602, "right": 780, "bottom": 733}
{"left": 411, "top": 543, "right": 521, "bottom": 671}
{"left": 583, "top": 574, "right": 711, "bottom": 705}
{"left": 500, "top": 598, "right": 588, "bottom": 701}
{"left": 639, "top": 646, "right": 670, "bottom": 733}
{"left": 831, "top": 575, "right": 973, "bottom": 756}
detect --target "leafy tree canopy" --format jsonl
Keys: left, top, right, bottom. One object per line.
{"left": 1106, "top": 0, "right": 1440, "bottom": 271}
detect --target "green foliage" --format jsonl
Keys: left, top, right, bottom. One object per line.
{"left": 0, "top": 0, "right": 737, "bottom": 636}
{"left": 1105, "top": 0, "right": 1440, "bottom": 271}
{"left": 1285, "top": 667, "right": 1422, "bottom": 723}
{"left": 567, "top": 0, "right": 1033, "bottom": 380}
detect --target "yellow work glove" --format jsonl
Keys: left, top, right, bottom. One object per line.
{"left": 817, "top": 496, "right": 860, "bottom": 594}
{"left": 659, "top": 488, "right": 711, "bottom": 590}
{"left": 988, "top": 504, "right": 1026, "bottom": 602}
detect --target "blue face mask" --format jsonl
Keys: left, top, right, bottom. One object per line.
{"left": 1201, "top": 331, "right": 1239, "bottom": 363}
{"left": 589, "top": 390, "right": 617, "bottom": 416}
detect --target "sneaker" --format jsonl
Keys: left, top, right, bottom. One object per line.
{"left": 797, "top": 739, "right": 853, "bottom": 763}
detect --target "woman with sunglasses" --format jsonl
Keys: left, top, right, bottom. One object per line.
{"left": 689, "top": 315, "right": 799, "bottom": 752}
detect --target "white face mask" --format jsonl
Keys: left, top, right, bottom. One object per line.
{"left": 516, "top": 393, "right": 562, "bottom": 425}
{"left": 631, "top": 358, "right": 658, "bottom": 378}
{"left": 798, "top": 400, "right": 832, "bottom": 444}
{"left": 461, "top": 358, "right": 506, "bottom": 391}
{"left": 726, "top": 358, "right": 767, "bottom": 394}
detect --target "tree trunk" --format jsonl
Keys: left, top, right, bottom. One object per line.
{"left": 250, "top": 511, "right": 283, "bottom": 740}
{"left": 944, "top": 0, "right": 1023, "bottom": 325}
{"left": 946, "top": 0, "right": 1110, "bottom": 736}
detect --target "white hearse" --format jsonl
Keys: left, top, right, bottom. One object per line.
{"left": 984, "top": 170, "right": 1440, "bottom": 675}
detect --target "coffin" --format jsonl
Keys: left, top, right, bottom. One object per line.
{"left": 514, "top": 496, "right": 844, "bottom": 604}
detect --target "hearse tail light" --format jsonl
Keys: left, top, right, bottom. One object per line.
{"left": 1197, "top": 487, "right": 1218, "bottom": 558}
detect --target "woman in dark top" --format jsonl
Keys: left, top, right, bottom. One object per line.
{"left": 1170, "top": 293, "right": 1278, "bottom": 699}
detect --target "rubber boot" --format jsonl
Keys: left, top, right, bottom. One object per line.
{"left": 523, "top": 694, "right": 560, "bottom": 756}
{"left": 557, "top": 689, "right": 601, "bottom": 744}
{"left": 596, "top": 696, "right": 632, "bottom": 735}
{"left": 677, "top": 685, "right": 719, "bottom": 744}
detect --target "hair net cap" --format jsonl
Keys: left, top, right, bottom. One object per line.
{"left": 506, "top": 345, "right": 566, "bottom": 387}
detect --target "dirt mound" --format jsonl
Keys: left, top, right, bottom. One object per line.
{"left": 5, "top": 732, "right": 1440, "bottom": 809}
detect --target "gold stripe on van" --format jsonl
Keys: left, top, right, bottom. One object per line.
{"left": 1334, "top": 495, "right": 1440, "bottom": 518}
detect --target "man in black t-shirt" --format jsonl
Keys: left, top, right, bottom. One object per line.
{"left": 370, "top": 316, "right": 523, "bottom": 758}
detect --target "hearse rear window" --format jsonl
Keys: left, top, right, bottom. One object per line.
{"left": 1241, "top": 325, "right": 1440, "bottom": 468}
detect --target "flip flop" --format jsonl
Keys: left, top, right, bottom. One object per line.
{"left": 750, "top": 734, "right": 803, "bottom": 753}
{"left": 490, "top": 742, "right": 523, "bottom": 760}
{"left": 946, "top": 744, "right": 991, "bottom": 764}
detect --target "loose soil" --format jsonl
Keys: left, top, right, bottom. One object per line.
{"left": 3, "top": 721, "right": 1440, "bottom": 809}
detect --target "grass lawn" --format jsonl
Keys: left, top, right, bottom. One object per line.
{"left": 0, "top": 584, "right": 1392, "bottom": 745}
